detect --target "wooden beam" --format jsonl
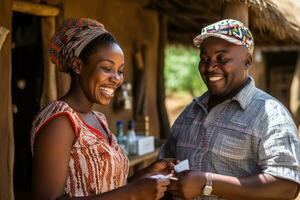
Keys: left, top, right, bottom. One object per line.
{"left": 12, "top": 1, "right": 59, "bottom": 17}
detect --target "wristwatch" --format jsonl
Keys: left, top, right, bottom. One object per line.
{"left": 202, "top": 173, "right": 213, "bottom": 196}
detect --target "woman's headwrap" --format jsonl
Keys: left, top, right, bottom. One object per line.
{"left": 48, "top": 18, "right": 108, "bottom": 72}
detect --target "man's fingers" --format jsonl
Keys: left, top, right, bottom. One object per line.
{"left": 167, "top": 182, "right": 178, "bottom": 191}
{"left": 169, "top": 190, "right": 182, "bottom": 197}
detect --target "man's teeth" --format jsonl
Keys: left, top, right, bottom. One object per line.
{"left": 100, "top": 87, "right": 114, "bottom": 96}
{"left": 209, "top": 76, "right": 223, "bottom": 82}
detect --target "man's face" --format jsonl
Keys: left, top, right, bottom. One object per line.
{"left": 199, "top": 37, "right": 251, "bottom": 97}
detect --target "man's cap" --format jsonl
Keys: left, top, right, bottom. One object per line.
{"left": 193, "top": 19, "right": 254, "bottom": 54}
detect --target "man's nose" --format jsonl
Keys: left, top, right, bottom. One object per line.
{"left": 206, "top": 61, "right": 218, "bottom": 72}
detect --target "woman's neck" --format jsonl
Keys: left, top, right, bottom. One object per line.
{"left": 61, "top": 79, "right": 93, "bottom": 113}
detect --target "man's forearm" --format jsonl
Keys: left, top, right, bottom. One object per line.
{"left": 211, "top": 173, "right": 298, "bottom": 200}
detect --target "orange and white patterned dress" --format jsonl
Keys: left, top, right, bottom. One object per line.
{"left": 31, "top": 100, "right": 129, "bottom": 197}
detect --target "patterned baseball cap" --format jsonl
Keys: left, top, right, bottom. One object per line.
{"left": 193, "top": 19, "right": 254, "bottom": 54}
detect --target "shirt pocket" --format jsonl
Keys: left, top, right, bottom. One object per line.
{"left": 211, "top": 133, "right": 249, "bottom": 160}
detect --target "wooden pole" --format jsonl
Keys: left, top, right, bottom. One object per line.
{"left": 221, "top": 1, "right": 249, "bottom": 26}
{"left": 40, "top": 16, "right": 58, "bottom": 107}
{"left": 157, "top": 14, "right": 170, "bottom": 139}
{"left": 0, "top": 0, "right": 14, "bottom": 200}
{"left": 13, "top": 1, "right": 59, "bottom": 17}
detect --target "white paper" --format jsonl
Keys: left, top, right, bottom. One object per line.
{"left": 150, "top": 174, "right": 170, "bottom": 180}
{"left": 150, "top": 173, "right": 177, "bottom": 180}
{"left": 174, "top": 159, "right": 190, "bottom": 173}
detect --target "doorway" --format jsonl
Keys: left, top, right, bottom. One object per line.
{"left": 12, "top": 12, "right": 43, "bottom": 198}
{"left": 265, "top": 51, "right": 298, "bottom": 110}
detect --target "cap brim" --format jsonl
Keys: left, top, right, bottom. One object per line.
{"left": 193, "top": 33, "right": 244, "bottom": 48}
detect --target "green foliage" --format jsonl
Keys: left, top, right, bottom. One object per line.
{"left": 164, "top": 45, "right": 207, "bottom": 97}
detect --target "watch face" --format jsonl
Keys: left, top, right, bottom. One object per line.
{"left": 203, "top": 185, "right": 213, "bottom": 196}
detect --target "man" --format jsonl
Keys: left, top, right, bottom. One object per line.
{"left": 159, "top": 19, "right": 300, "bottom": 200}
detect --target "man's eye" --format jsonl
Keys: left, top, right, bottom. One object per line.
{"left": 200, "top": 58, "right": 209, "bottom": 64}
{"left": 217, "top": 58, "right": 229, "bottom": 63}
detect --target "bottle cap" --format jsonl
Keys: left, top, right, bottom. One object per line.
{"left": 128, "top": 120, "right": 135, "bottom": 130}
{"left": 117, "top": 120, "right": 124, "bottom": 127}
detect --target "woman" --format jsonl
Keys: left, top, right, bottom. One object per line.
{"left": 31, "top": 18, "right": 170, "bottom": 200}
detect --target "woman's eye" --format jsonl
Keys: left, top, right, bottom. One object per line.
{"left": 101, "top": 67, "right": 111, "bottom": 72}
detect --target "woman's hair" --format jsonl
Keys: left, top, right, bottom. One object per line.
{"left": 79, "top": 33, "right": 118, "bottom": 64}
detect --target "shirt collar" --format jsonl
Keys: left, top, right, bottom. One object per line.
{"left": 193, "top": 76, "right": 257, "bottom": 110}
{"left": 231, "top": 77, "right": 257, "bottom": 110}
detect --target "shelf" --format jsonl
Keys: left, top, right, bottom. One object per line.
{"left": 128, "top": 148, "right": 160, "bottom": 167}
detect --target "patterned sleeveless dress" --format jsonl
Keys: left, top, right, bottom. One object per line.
{"left": 31, "top": 101, "right": 129, "bottom": 197}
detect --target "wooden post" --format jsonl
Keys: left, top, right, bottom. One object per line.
{"left": 0, "top": 0, "right": 14, "bottom": 200}
{"left": 157, "top": 14, "right": 170, "bottom": 139}
{"left": 221, "top": 1, "right": 249, "bottom": 26}
{"left": 40, "top": 16, "right": 58, "bottom": 107}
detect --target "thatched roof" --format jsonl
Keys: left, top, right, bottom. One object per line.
{"left": 147, "top": 0, "right": 300, "bottom": 46}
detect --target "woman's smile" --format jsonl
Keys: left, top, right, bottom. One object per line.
{"left": 99, "top": 86, "right": 115, "bottom": 98}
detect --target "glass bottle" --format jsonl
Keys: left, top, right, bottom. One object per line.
{"left": 116, "top": 120, "right": 127, "bottom": 154}
{"left": 127, "top": 120, "right": 137, "bottom": 155}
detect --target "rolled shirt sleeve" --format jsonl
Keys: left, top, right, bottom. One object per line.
{"left": 258, "top": 100, "right": 300, "bottom": 184}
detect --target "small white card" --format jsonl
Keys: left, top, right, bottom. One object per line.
{"left": 150, "top": 173, "right": 178, "bottom": 181}
{"left": 174, "top": 159, "right": 190, "bottom": 173}
{"left": 150, "top": 174, "right": 169, "bottom": 180}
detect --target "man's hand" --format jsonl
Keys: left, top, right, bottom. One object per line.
{"left": 168, "top": 170, "right": 206, "bottom": 199}
{"left": 129, "top": 177, "right": 170, "bottom": 200}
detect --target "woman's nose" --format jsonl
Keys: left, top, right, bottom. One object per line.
{"left": 110, "top": 71, "right": 122, "bottom": 84}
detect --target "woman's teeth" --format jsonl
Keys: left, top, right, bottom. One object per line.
{"left": 100, "top": 87, "right": 114, "bottom": 97}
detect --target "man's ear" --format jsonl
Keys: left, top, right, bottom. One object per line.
{"left": 70, "top": 57, "right": 83, "bottom": 75}
{"left": 244, "top": 53, "right": 253, "bottom": 69}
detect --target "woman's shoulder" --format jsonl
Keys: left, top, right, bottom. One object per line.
{"left": 32, "top": 100, "right": 78, "bottom": 134}
{"left": 36, "top": 100, "right": 74, "bottom": 118}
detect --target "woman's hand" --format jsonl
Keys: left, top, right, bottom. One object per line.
{"left": 129, "top": 177, "right": 170, "bottom": 200}
{"left": 146, "top": 159, "right": 179, "bottom": 175}
{"left": 128, "top": 159, "right": 179, "bottom": 182}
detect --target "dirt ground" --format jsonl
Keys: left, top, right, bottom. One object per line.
{"left": 165, "top": 92, "right": 193, "bottom": 126}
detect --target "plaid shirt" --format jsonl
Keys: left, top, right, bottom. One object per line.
{"left": 159, "top": 77, "right": 300, "bottom": 200}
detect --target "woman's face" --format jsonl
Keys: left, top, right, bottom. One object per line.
{"left": 199, "top": 37, "right": 250, "bottom": 97}
{"left": 79, "top": 43, "right": 125, "bottom": 106}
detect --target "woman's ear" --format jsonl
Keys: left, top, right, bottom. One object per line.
{"left": 70, "top": 57, "right": 83, "bottom": 75}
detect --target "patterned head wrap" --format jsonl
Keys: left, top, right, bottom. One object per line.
{"left": 193, "top": 19, "right": 254, "bottom": 54}
{"left": 48, "top": 18, "right": 108, "bottom": 72}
